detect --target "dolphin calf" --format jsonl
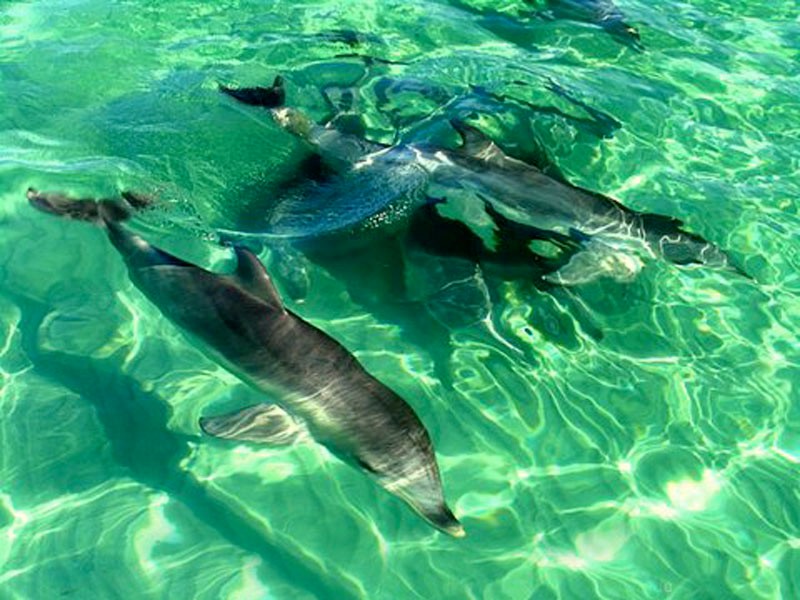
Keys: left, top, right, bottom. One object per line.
{"left": 26, "top": 188, "right": 464, "bottom": 537}
{"left": 221, "top": 80, "right": 739, "bottom": 285}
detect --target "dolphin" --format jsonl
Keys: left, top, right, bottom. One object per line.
{"left": 540, "top": 0, "right": 643, "bottom": 50}
{"left": 26, "top": 187, "right": 465, "bottom": 537}
{"left": 221, "top": 81, "right": 740, "bottom": 285}
{"left": 442, "top": 0, "right": 642, "bottom": 50}
{"left": 420, "top": 120, "right": 738, "bottom": 284}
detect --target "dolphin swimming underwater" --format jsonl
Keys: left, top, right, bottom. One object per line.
{"left": 26, "top": 188, "right": 464, "bottom": 537}
{"left": 221, "top": 80, "right": 739, "bottom": 285}
{"left": 442, "top": 0, "right": 642, "bottom": 50}
{"left": 538, "top": 0, "right": 642, "bottom": 49}
{"left": 419, "top": 120, "right": 736, "bottom": 284}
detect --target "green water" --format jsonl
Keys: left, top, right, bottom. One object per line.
{"left": 1, "top": 1, "right": 799, "bottom": 598}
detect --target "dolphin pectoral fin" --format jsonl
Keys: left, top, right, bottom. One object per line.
{"left": 230, "top": 246, "right": 285, "bottom": 310}
{"left": 543, "top": 241, "right": 643, "bottom": 285}
{"left": 199, "top": 404, "right": 307, "bottom": 446}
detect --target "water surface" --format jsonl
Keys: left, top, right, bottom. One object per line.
{"left": 1, "top": 1, "right": 799, "bottom": 598}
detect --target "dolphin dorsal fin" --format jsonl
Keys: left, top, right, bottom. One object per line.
{"left": 450, "top": 120, "right": 509, "bottom": 166}
{"left": 231, "top": 246, "right": 285, "bottom": 310}
{"left": 450, "top": 119, "right": 493, "bottom": 157}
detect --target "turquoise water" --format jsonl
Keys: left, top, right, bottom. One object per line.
{"left": 2, "top": 0, "right": 799, "bottom": 598}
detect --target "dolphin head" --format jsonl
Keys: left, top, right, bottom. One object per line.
{"left": 375, "top": 460, "right": 465, "bottom": 538}
{"left": 655, "top": 231, "right": 730, "bottom": 268}
{"left": 601, "top": 19, "right": 644, "bottom": 51}
{"left": 393, "top": 483, "right": 465, "bottom": 538}
{"left": 638, "top": 213, "right": 733, "bottom": 269}
{"left": 416, "top": 501, "right": 466, "bottom": 538}
{"left": 660, "top": 234, "right": 752, "bottom": 278}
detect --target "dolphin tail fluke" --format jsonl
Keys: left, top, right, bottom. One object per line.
{"left": 200, "top": 404, "right": 308, "bottom": 446}
{"left": 26, "top": 188, "right": 151, "bottom": 224}
{"left": 220, "top": 76, "right": 286, "bottom": 109}
{"left": 27, "top": 187, "right": 174, "bottom": 269}
{"left": 27, "top": 188, "right": 123, "bottom": 223}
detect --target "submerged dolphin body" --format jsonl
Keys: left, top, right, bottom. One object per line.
{"left": 221, "top": 78, "right": 429, "bottom": 242}
{"left": 26, "top": 188, "right": 464, "bottom": 537}
{"left": 223, "top": 84, "right": 737, "bottom": 285}
{"left": 421, "top": 121, "right": 735, "bottom": 284}
{"left": 442, "top": 0, "right": 642, "bottom": 50}
{"left": 541, "top": 0, "right": 642, "bottom": 49}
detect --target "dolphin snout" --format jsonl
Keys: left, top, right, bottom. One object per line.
{"left": 422, "top": 503, "right": 466, "bottom": 538}
{"left": 445, "top": 521, "right": 467, "bottom": 538}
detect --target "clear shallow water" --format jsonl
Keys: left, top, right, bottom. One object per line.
{"left": 1, "top": 1, "right": 799, "bottom": 598}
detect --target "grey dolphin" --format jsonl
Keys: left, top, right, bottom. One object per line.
{"left": 442, "top": 0, "right": 642, "bottom": 50}
{"left": 220, "top": 78, "right": 428, "bottom": 242}
{"left": 26, "top": 188, "right": 464, "bottom": 537}
{"left": 540, "top": 0, "right": 642, "bottom": 49}
{"left": 222, "top": 83, "right": 739, "bottom": 285}
{"left": 421, "top": 120, "right": 737, "bottom": 284}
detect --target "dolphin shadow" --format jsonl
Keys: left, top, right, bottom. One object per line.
{"left": 289, "top": 210, "right": 602, "bottom": 380}
{"left": 9, "top": 291, "right": 363, "bottom": 600}
{"left": 292, "top": 233, "right": 462, "bottom": 389}
{"left": 403, "top": 204, "right": 606, "bottom": 344}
